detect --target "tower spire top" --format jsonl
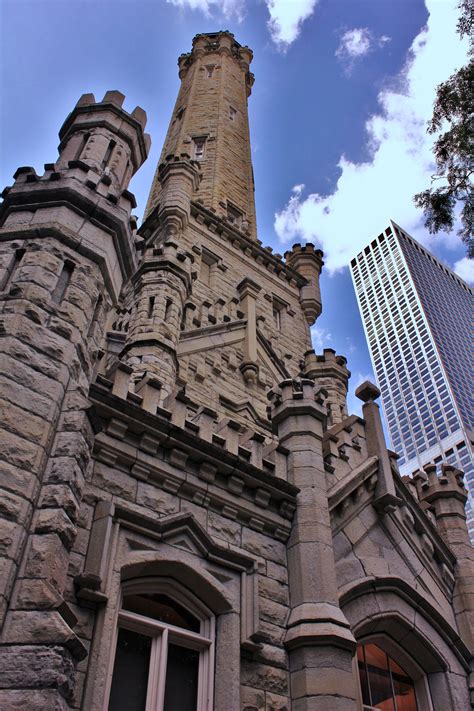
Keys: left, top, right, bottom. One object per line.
{"left": 145, "top": 31, "right": 256, "bottom": 238}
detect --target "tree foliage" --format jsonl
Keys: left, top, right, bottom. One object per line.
{"left": 414, "top": 0, "right": 474, "bottom": 256}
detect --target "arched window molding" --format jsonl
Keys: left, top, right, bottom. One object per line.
{"left": 105, "top": 577, "right": 215, "bottom": 711}
{"left": 355, "top": 635, "right": 434, "bottom": 711}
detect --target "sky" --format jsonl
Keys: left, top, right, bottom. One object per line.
{"left": 0, "top": 0, "right": 471, "bottom": 421}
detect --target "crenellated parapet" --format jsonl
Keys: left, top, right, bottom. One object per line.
{"left": 1, "top": 91, "right": 151, "bottom": 299}
{"left": 284, "top": 243, "right": 324, "bottom": 325}
{"left": 57, "top": 90, "right": 151, "bottom": 191}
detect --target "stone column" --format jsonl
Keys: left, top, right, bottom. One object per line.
{"left": 237, "top": 277, "right": 261, "bottom": 385}
{"left": 356, "top": 381, "right": 402, "bottom": 512}
{"left": 269, "top": 378, "right": 357, "bottom": 710}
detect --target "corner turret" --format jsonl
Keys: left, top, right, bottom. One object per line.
{"left": 284, "top": 243, "right": 323, "bottom": 325}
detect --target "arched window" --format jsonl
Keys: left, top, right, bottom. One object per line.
{"left": 106, "top": 578, "right": 215, "bottom": 711}
{"left": 357, "top": 642, "right": 418, "bottom": 710}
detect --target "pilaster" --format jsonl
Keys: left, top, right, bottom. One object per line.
{"left": 268, "top": 378, "right": 357, "bottom": 709}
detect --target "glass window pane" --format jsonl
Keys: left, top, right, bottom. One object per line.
{"left": 123, "top": 593, "right": 200, "bottom": 632}
{"left": 163, "top": 643, "right": 199, "bottom": 711}
{"left": 357, "top": 645, "right": 371, "bottom": 706}
{"left": 108, "top": 628, "right": 151, "bottom": 711}
{"left": 390, "top": 658, "right": 418, "bottom": 711}
{"left": 364, "top": 644, "right": 395, "bottom": 710}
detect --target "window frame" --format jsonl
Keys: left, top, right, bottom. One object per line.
{"left": 355, "top": 636, "right": 434, "bottom": 711}
{"left": 104, "top": 577, "right": 216, "bottom": 711}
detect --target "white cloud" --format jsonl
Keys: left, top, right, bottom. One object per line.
{"left": 337, "top": 27, "right": 372, "bottom": 59}
{"left": 336, "top": 28, "right": 391, "bottom": 73}
{"left": 266, "top": 0, "right": 319, "bottom": 50}
{"left": 166, "top": 0, "right": 245, "bottom": 21}
{"left": 453, "top": 257, "right": 474, "bottom": 284}
{"left": 275, "top": 0, "right": 470, "bottom": 273}
{"left": 310, "top": 324, "right": 332, "bottom": 351}
{"left": 167, "top": 0, "right": 319, "bottom": 48}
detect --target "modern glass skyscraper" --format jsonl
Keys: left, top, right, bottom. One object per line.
{"left": 350, "top": 221, "right": 474, "bottom": 538}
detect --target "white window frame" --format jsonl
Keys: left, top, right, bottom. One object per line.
{"left": 104, "top": 577, "right": 215, "bottom": 711}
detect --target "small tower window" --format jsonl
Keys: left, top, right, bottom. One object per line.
{"left": 52, "top": 261, "right": 74, "bottom": 304}
{"left": 226, "top": 202, "right": 243, "bottom": 228}
{"left": 192, "top": 137, "right": 206, "bottom": 161}
{"left": 205, "top": 65, "right": 215, "bottom": 78}
{"left": 229, "top": 106, "right": 237, "bottom": 121}
{"left": 272, "top": 297, "right": 285, "bottom": 332}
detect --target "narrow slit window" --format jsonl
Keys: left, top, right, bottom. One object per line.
{"left": 101, "top": 140, "right": 116, "bottom": 170}
{"left": 52, "top": 261, "right": 74, "bottom": 304}
{"left": 164, "top": 298, "right": 173, "bottom": 322}
{"left": 1, "top": 248, "right": 25, "bottom": 291}
{"left": 206, "top": 65, "right": 215, "bottom": 78}
{"left": 76, "top": 132, "right": 90, "bottom": 160}
{"left": 148, "top": 296, "right": 155, "bottom": 319}
{"left": 87, "top": 295, "right": 103, "bottom": 337}
{"left": 229, "top": 106, "right": 237, "bottom": 121}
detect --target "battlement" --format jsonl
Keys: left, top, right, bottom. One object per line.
{"left": 58, "top": 91, "right": 151, "bottom": 171}
{"left": 413, "top": 463, "right": 468, "bottom": 505}
{"left": 93, "top": 362, "right": 293, "bottom": 488}
{"left": 284, "top": 242, "right": 324, "bottom": 260}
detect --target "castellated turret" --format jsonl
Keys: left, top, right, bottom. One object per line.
{"left": 304, "top": 347, "right": 350, "bottom": 426}
{"left": 0, "top": 91, "right": 149, "bottom": 705}
{"left": 284, "top": 242, "right": 323, "bottom": 324}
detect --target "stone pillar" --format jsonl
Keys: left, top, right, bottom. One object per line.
{"left": 237, "top": 277, "right": 261, "bottom": 385}
{"left": 304, "top": 348, "right": 350, "bottom": 426}
{"left": 414, "top": 463, "right": 474, "bottom": 706}
{"left": 356, "top": 381, "right": 402, "bottom": 512}
{"left": 268, "top": 378, "right": 357, "bottom": 710}
{"left": 0, "top": 91, "right": 149, "bottom": 709}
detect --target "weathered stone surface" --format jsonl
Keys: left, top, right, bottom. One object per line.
{"left": 208, "top": 510, "right": 242, "bottom": 545}
{"left": 242, "top": 529, "right": 286, "bottom": 564}
{"left": 0, "top": 645, "right": 75, "bottom": 696}
{"left": 0, "top": 689, "right": 72, "bottom": 710}
{"left": 241, "top": 659, "right": 289, "bottom": 694}
{"left": 136, "top": 481, "right": 180, "bottom": 515}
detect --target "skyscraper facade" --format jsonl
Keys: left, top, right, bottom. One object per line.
{"left": 350, "top": 220, "right": 474, "bottom": 537}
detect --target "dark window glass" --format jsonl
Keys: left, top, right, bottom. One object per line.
{"left": 122, "top": 593, "right": 200, "bottom": 632}
{"left": 108, "top": 628, "right": 151, "bottom": 711}
{"left": 357, "top": 643, "right": 417, "bottom": 711}
{"left": 163, "top": 643, "right": 199, "bottom": 711}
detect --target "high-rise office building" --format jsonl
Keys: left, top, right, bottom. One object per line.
{"left": 351, "top": 220, "right": 474, "bottom": 537}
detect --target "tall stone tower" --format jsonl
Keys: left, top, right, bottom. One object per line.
{"left": 0, "top": 31, "right": 473, "bottom": 711}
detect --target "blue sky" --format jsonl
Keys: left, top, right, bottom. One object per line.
{"left": 1, "top": 0, "right": 470, "bottom": 419}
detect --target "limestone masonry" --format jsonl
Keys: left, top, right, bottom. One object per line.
{"left": 0, "top": 31, "right": 473, "bottom": 711}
